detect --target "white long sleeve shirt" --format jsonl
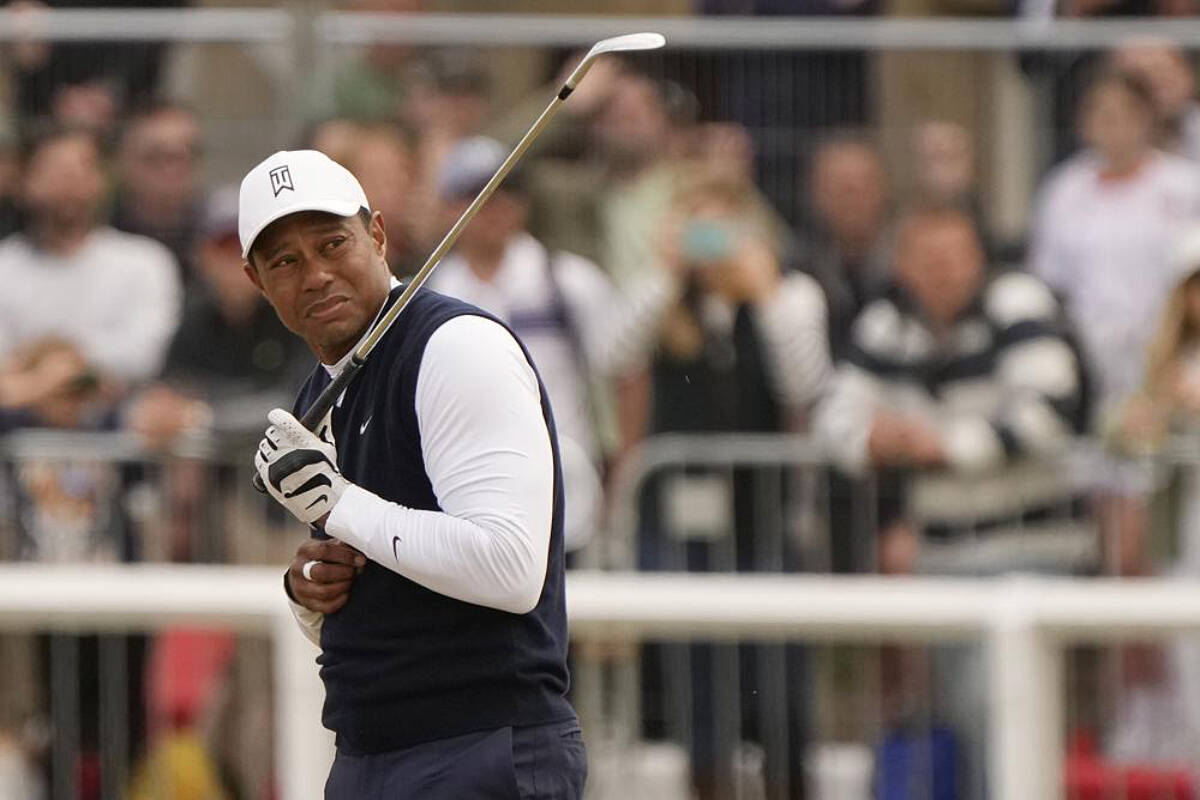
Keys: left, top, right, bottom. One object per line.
{"left": 430, "top": 232, "right": 676, "bottom": 456}
{"left": 289, "top": 312, "right": 555, "bottom": 645}
{"left": 1029, "top": 150, "right": 1200, "bottom": 411}
{"left": 0, "top": 228, "right": 182, "bottom": 381}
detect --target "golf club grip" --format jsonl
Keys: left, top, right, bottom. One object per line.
{"left": 251, "top": 357, "right": 364, "bottom": 493}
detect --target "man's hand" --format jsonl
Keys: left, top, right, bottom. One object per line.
{"left": 867, "top": 412, "right": 911, "bottom": 464}
{"left": 254, "top": 408, "right": 349, "bottom": 526}
{"left": 868, "top": 412, "right": 947, "bottom": 467}
{"left": 287, "top": 538, "right": 366, "bottom": 615}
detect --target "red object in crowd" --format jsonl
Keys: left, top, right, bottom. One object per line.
{"left": 147, "top": 627, "right": 237, "bottom": 732}
{"left": 1066, "top": 730, "right": 1195, "bottom": 800}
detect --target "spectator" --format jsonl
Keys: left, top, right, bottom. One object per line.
{"left": 124, "top": 185, "right": 309, "bottom": 447}
{"left": 910, "top": 120, "right": 992, "bottom": 250}
{"left": 429, "top": 137, "right": 677, "bottom": 549}
{"left": 593, "top": 73, "right": 694, "bottom": 290}
{"left": 815, "top": 205, "right": 1087, "bottom": 799}
{"left": 0, "top": 126, "right": 181, "bottom": 414}
{"left": 111, "top": 101, "right": 204, "bottom": 280}
{"left": 801, "top": 132, "right": 892, "bottom": 358}
{"left": 1114, "top": 232, "right": 1200, "bottom": 459}
{"left": 402, "top": 50, "right": 495, "bottom": 252}
{"left": 1029, "top": 69, "right": 1200, "bottom": 419}
{"left": 1111, "top": 38, "right": 1200, "bottom": 165}
{"left": 340, "top": 124, "right": 423, "bottom": 278}
{"left": 816, "top": 204, "right": 1087, "bottom": 565}
{"left": 638, "top": 172, "right": 830, "bottom": 800}
{"left": 647, "top": 174, "right": 830, "bottom": 435}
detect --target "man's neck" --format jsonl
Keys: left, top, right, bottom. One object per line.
{"left": 31, "top": 222, "right": 91, "bottom": 256}
{"left": 462, "top": 241, "right": 507, "bottom": 283}
{"left": 122, "top": 194, "right": 190, "bottom": 232}
{"left": 1099, "top": 150, "right": 1149, "bottom": 181}
{"left": 836, "top": 236, "right": 875, "bottom": 265}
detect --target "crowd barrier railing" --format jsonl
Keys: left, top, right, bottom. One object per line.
{"left": 3, "top": 565, "right": 1200, "bottom": 799}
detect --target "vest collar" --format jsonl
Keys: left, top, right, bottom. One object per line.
{"left": 323, "top": 276, "right": 402, "bottom": 376}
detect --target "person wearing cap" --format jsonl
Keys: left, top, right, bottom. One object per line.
{"left": 429, "top": 136, "right": 679, "bottom": 551}
{"left": 240, "top": 149, "right": 584, "bottom": 799}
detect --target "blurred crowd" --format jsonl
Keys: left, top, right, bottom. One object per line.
{"left": 6, "top": 0, "right": 1200, "bottom": 798}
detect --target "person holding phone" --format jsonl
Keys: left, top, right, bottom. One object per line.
{"left": 638, "top": 171, "right": 831, "bottom": 800}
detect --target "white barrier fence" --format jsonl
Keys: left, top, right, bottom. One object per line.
{"left": 3, "top": 566, "right": 1200, "bottom": 799}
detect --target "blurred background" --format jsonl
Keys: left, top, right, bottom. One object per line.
{"left": 8, "top": 1, "right": 1200, "bottom": 799}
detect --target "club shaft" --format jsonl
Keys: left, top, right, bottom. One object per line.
{"left": 353, "top": 91, "right": 572, "bottom": 363}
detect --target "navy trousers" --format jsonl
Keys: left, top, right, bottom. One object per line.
{"left": 324, "top": 718, "right": 587, "bottom": 800}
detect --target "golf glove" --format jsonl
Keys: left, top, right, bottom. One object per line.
{"left": 255, "top": 408, "right": 349, "bottom": 525}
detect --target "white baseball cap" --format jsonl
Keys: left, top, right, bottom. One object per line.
{"left": 238, "top": 149, "right": 370, "bottom": 259}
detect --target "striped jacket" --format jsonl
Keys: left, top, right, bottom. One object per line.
{"left": 815, "top": 270, "right": 1087, "bottom": 478}
{"left": 814, "top": 270, "right": 1093, "bottom": 570}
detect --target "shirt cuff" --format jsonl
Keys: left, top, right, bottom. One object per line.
{"left": 288, "top": 598, "right": 325, "bottom": 648}
{"left": 284, "top": 571, "right": 324, "bottom": 648}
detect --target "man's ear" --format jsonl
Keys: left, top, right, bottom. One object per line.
{"left": 369, "top": 210, "right": 387, "bottom": 258}
{"left": 243, "top": 259, "right": 265, "bottom": 294}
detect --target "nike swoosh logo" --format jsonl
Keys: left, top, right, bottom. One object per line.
{"left": 391, "top": 535, "right": 402, "bottom": 561}
{"left": 360, "top": 416, "right": 372, "bottom": 435}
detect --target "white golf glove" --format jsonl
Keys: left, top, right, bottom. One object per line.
{"left": 254, "top": 408, "right": 349, "bottom": 525}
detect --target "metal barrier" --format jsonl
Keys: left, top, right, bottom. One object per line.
{"left": 3, "top": 565, "right": 1200, "bottom": 799}
{"left": 594, "top": 433, "right": 1106, "bottom": 800}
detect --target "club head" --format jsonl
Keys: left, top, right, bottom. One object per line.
{"left": 587, "top": 32, "right": 667, "bottom": 59}
{"left": 563, "top": 32, "right": 666, "bottom": 92}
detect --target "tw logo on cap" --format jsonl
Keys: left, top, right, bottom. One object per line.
{"left": 269, "top": 165, "right": 294, "bottom": 197}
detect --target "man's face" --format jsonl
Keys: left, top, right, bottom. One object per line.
{"left": 811, "top": 144, "right": 887, "bottom": 247}
{"left": 913, "top": 121, "right": 973, "bottom": 203}
{"left": 1081, "top": 83, "right": 1154, "bottom": 162}
{"left": 245, "top": 210, "right": 392, "bottom": 362}
{"left": 594, "top": 77, "right": 670, "bottom": 168}
{"left": 23, "top": 134, "right": 106, "bottom": 232}
{"left": 119, "top": 109, "right": 201, "bottom": 207}
{"left": 448, "top": 190, "right": 524, "bottom": 255}
{"left": 896, "top": 215, "right": 983, "bottom": 326}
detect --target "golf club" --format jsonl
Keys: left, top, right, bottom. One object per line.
{"left": 253, "top": 31, "right": 666, "bottom": 493}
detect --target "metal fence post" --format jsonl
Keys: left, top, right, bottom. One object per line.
{"left": 272, "top": 612, "right": 334, "bottom": 800}
{"left": 988, "top": 577, "right": 1062, "bottom": 800}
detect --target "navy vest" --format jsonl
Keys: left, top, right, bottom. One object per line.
{"left": 293, "top": 286, "right": 573, "bottom": 754}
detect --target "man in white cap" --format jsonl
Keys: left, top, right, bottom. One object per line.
{"left": 240, "top": 149, "right": 584, "bottom": 798}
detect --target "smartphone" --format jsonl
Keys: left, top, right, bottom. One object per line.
{"left": 680, "top": 218, "right": 738, "bottom": 266}
{"left": 66, "top": 370, "right": 99, "bottom": 397}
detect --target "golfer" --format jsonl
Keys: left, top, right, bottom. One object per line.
{"left": 242, "top": 149, "right": 584, "bottom": 799}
